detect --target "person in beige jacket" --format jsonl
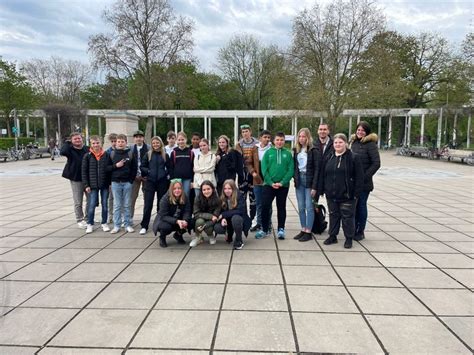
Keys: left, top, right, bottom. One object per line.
{"left": 193, "top": 138, "right": 217, "bottom": 196}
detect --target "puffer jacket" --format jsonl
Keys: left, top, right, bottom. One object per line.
{"left": 82, "top": 149, "right": 110, "bottom": 190}
{"left": 152, "top": 192, "right": 192, "bottom": 234}
{"left": 349, "top": 133, "right": 381, "bottom": 192}
{"left": 318, "top": 149, "right": 364, "bottom": 201}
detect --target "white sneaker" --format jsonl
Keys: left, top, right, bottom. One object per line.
{"left": 77, "top": 221, "right": 87, "bottom": 229}
{"left": 101, "top": 224, "right": 110, "bottom": 232}
{"left": 121, "top": 222, "right": 125, "bottom": 228}
{"left": 86, "top": 224, "right": 93, "bottom": 234}
{"left": 189, "top": 236, "right": 203, "bottom": 247}
{"left": 126, "top": 226, "right": 135, "bottom": 233}
{"left": 110, "top": 227, "right": 120, "bottom": 234}
{"left": 209, "top": 236, "right": 217, "bottom": 245}
{"left": 139, "top": 228, "right": 147, "bottom": 235}
{"left": 250, "top": 219, "right": 258, "bottom": 229}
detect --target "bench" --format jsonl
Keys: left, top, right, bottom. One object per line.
{"left": 0, "top": 149, "right": 8, "bottom": 162}
{"left": 440, "top": 148, "right": 474, "bottom": 165}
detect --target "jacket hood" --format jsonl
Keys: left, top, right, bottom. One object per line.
{"left": 351, "top": 133, "right": 378, "bottom": 144}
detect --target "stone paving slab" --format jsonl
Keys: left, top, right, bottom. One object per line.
{"left": 0, "top": 152, "right": 473, "bottom": 353}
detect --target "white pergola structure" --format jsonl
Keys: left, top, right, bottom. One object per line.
{"left": 11, "top": 107, "right": 473, "bottom": 149}
{"left": 342, "top": 107, "right": 472, "bottom": 149}
{"left": 85, "top": 109, "right": 326, "bottom": 147}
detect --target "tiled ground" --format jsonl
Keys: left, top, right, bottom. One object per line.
{"left": 0, "top": 152, "right": 472, "bottom": 354}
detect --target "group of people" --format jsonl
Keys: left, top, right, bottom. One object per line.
{"left": 60, "top": 121, "right": 380, "bottom": 250}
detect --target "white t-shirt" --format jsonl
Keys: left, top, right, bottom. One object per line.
{"left": 297, "top": 148, "right": 308, "bottom": 173}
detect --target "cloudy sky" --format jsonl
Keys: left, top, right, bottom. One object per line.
{"left": 0, "top": 0, "right": 471, "bottom": 79}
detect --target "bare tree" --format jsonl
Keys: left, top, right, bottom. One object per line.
{"left": 291, "top": 0, "right": 385, "bottom": 121}
{"left": 22, "top": 57, "right": 92, "bottom": 105}
{"left": 89, "top": 0, "right": 193, "bottom": 140}
{"left": 217, "top": 34, "right": 278, "bottom": 109}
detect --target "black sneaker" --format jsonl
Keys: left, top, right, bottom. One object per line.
{"left": 159, "top": 236, "right": 168, "bottom": 248}
{"left": 234, "top": 241, "right": 244, "bottom": 250}
{"left": 293, "top": 231, "right": 305, "bottom": 240}
{"left": 323, "top": 235, "right": 338, "bottom": 245}
{"left": 298, "top": 232, "right": 313, "bottom": 242}
{"left": 353, "top": 232, "right": 365, "bottom": 241}
{"left": 225, "top": 234, "right": 233, "bottom": 244}
{"left": 173, "top": 232, "right": 186, "bottom": 244}
{"left": 344, "top": 238, "right": 353, "bottom": 249}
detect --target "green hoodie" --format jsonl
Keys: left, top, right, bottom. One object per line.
{"left": 261, "top": 146, "right": 294, "bottom": 187}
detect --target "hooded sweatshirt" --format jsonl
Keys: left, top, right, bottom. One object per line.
{"left": 261, "top": 146, "right": 294, "bottom": 187}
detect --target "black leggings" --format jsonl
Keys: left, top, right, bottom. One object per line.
{"left": 214, "top": 215, "right": 243, "bottom": 243}
{"left": 141, "top": 179, "right": 168, "bottom": 230}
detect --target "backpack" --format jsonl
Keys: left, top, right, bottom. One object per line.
{"left": 312, "top": 203, "right": 328, "bottom": 234}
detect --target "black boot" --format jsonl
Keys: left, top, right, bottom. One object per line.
{"left": 323, "top": 235, "right": 338, "bottom": 245}
{"left": 159, "top": 235, "right": 168, "bottom": 248}
{"left": 344, "top": 238, "right": 353, "bottom": 249}
{"left": 299, "top": 232, "right": 313, "bottom": 242}
{"left": 353, "top": 232, "right": 365, "bottom": 241}
{"left": 293, "top": 231, "right": 305, "bottom": 240}
{"left": 173, "top": 232, "right": 186, "bottom": 244}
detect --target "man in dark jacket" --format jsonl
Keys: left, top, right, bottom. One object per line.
{"left": 107, "top": 134, "right": 137, "bottom": 234}
{"left": 311, "top": 123, "right": 334, "bottom": 197}
{"left": 82, "top": 135, "right": 111, "bottom": 234}
{"left": 61, "top": 132, "right": 89, "bottom": 229}
{"left": 130, "top": 130, "right": 149, "bottom": 221}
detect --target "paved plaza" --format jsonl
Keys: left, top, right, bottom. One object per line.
{"left": 0, "top": 151, "right": 472, "bottom": 354}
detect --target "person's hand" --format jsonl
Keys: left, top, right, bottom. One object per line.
{"left": 177, "top": 220, "right": 187, "bottom": 229}
{"left": 116, "top": 159, "right": 125, "bottom": 168}
{"left": 211, "top": 215, "right": 218, "bottom": 222}
{"left": 272, "top": 183, "right": 280, "bottom": 189}
{"left": 311, "top": 189, "right": 317, "bottom": 197}
{"left": 85, "top": 187, "right": 91, "bottom": 193}
{"left": 252, "top": 171, "right": 257, "bottom": 177}
{"left": 216, "top": 155, "right": 221, "bottom": 162}
{"left": 221, "top": 219, "right": 227, "bottom": 227}
{"left": 190, "top": 182, "right": 194, "bottom": 189}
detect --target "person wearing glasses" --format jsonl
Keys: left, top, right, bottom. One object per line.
{"left": 152, "top": 179, "right": 191, "bottom": 248}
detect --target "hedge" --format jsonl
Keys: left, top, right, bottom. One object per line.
{"left": 0, "top": 138, "right": 36, "bottom": 150}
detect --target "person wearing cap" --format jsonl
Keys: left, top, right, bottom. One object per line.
{"left": 130, "top": 130, "right": 150, "bottom": 222}
{"left": 234, "top": 124, "right": 258, "bottom": 227}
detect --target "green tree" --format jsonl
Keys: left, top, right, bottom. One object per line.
{"left": 0, "top": 60, "right": 37, "bottom": 137}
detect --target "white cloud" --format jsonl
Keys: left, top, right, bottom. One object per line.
{"left": 0, "top": 0, "right": 470, "bottom": 76}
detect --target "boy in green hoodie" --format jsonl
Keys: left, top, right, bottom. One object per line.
{"left": 256, "top": 131, "right": 294, "bottom": 240}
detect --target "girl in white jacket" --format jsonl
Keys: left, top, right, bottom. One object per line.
{"left": 193, "top": 138, "right": 217, "bottom": 196}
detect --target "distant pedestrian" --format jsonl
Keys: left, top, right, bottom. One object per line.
{"left": 61, "top": 132, "right": 90, "bottom": 229}
{"left": 82, "top": 136, "right": 110, "bottom": 233}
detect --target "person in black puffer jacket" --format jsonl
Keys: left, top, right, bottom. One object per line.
{"left": 318, "top": 133, "right": 363, "bottom": 249}
{"left": 215, "top": 135, "right": 243, "bottom": 195}
{"left": 139, "top": 136, "right": 170, "bottom": 235}
{"left": 61, "top": 132, "right": 90, "bottom": 228}
{"left": 152, "top": 179, "right": 192, "bottom": 248}
{"left": 82, "top": 135, "right": 111, "bottom": 233}
{"left": 349, "top": 121, "right": 381, "bottom": 241}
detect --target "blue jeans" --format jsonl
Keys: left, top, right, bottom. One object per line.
{"left": 254, "top": 185, "right": 272, "bottom": 227}
{"left": 295, "top": 173, "right": 314, "bottom": 230}
{"left": 87, "top": 188, "right": 109, "bottom": 225}
{"left": 112, "top": 181, "right": 132, "bottom": 228}
{"left": 355, "top": 191, "right": 370, "bottom": 234}
{"left": 181, "top": 179, "right": 191, "bottom": 199}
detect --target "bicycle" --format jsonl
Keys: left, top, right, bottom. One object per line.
{"left": 7, "top": 147, "right": 19, "bottom": 161}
